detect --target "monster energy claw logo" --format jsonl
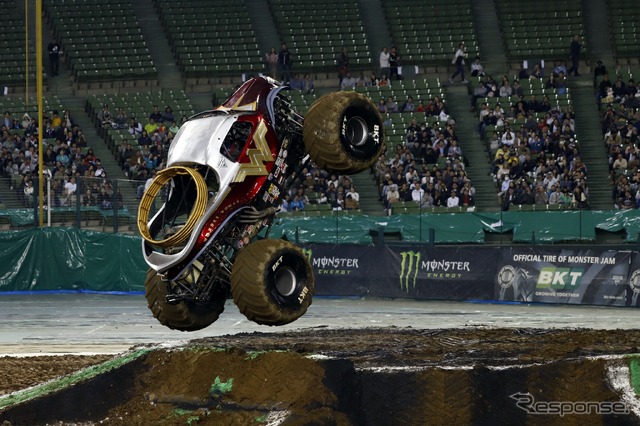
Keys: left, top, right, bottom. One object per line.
{"left": 399, "top": 251, "right": 421, "bottom": 292}
{"left": 301, "top": 248, "right": 312, "bottom": 263}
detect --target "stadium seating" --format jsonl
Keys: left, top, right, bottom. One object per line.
{"left": 268, "top": 0, "right": 371, "bottom": 73}
{"left": 43, "top": 0, "right": 157, "bottom": 90}
{"left": 86, "top": 90, "right": 194, "bottom": 154}
{"left": 0, "top": 1, "right": 45, "bottom": 92}
{"left": 382, "top": 0, "right": 478, "bottom": 70}
{"left": 495, "top": 0, "right": 584, "bottom": 64}
{"left": 153, "top": 0, "right": 261, "bottom": 85}
{"left": 608, "top": 0, "right": 640, "bottom": 63}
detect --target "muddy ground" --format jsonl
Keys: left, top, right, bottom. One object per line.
{"left": 2, "top": 327, "right": 640, "bottom": 425}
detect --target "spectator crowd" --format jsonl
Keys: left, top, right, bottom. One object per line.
{"left": 472, "top": 68, "right": 589, "bottom": 211}
{"left": 597, "top": 68, "right": 640, "bottom": 209}
{"left": 1, "top": 107, "right": 119, "bottom": 210}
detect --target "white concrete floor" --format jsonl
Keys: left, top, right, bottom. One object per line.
{"left": 0, "top": 294, "right": 638, "bottom": 355}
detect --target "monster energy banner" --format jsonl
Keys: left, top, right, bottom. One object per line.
{"left": 379, "top": 246, "right": 498, "bottom": 299}
{"left": 302, "top": 244, "right": 497, "bottom": 299}
{"left": 496, "top": 248, "right": 633, "bottom": 306}
{"left": 300, "top": 244, "right": 376, "bottom": 296}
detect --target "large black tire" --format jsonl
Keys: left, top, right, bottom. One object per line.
{"left": 303, "top": 91, "right": 385, "bottom": 174}
{"left": 145, "top": 268, "right": 226, "bottom": 332}
{"left": 231, "top": 239, "right": 314, "bottom": 326}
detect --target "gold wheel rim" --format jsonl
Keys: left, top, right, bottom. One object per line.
{"left": 137, "top": 166, "right": 208, "bottom": 248}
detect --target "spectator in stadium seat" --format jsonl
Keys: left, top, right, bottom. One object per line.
{"left": 98, "top": 104, "right": 113, "bottom": 129}
{"left": 385, "top": 183, "right": 400, "bottom": 211}
{"left": 567, "top": 35, "right": 584, "bottom": 77}
{"left": 56, "top": 148, "right": 70, "bottom": 166}
{"left": 553, "top": 60, "right": 568, "bottom": 78}
{"left": 470, "top": 56, "right": 485, "bottom": 77}
{"left": 115, "top": 108, "right": 128, "bottom": 129}
{"left": 535, "top": 185, "right": 549, "bottom": 205}
{"left": 399, "top": 182, "right": 412, "bottom": 202}
{"left": 289, "top": 194, "right": 305, "bottom": 211}
{"left": 302, "top": 73, "right": 314, "bottom": 94}
{"left": 369, "top": 72, "right": 379, "bottom": 87}
{"left": 556, "top": 72, "right": 568, "bottom": 94}
{"left": 377, "top": 98, "right": 387, "bottom": 113}
{"left": 3, "top": 111, "right": 11, "bottom": 128}
{"left": 470, "top": 81, "right": 488, "bottom": 111}
{"left": 127, "top": 117, "right": 143, "bottom": 136}
{"left": 545, "top": 74, "right": 558, "bottom": 90}
{"left": 162, "top": 106, "right": 175, "bottom": 125}
{"left": 401, "top": 95, "right": 416, "bottom": 112}
{"left": 530, "top": 63, "right": 543, "bottom": 80}
{"left": 148, "top": 105, "right": 163, "bottom": 123}
{"left": 138, "top": 130, "right": 153, "bottom": 146}
{"left": 598, "top": 74, "right": 613, "bottom": 102}
{"left": 379, "top": 47, "right": 390, "bottom": 78}
{"left": 386, "top": 96, "right": 399, "bottom": 113}
{"left": 446, "top": 190, "right": 460, "bottom": 208}
{"left": 499, "top": 80, "right": 513, "bottom": 98}
{"left": 340, "top": 72, "right": 357, "bottom": 90}
{"left": 278, "top": 43, "right": 292, "bottom": 84}
{"left": 572, "top": 186, "right": 589, "bottom": 208}
{"left": 593, "top": 60, "right": 607, "bottom": 89}
{"left": 144, "top": 117, "right": 159, "bottom": 135}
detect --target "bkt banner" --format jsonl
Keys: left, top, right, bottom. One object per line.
{"left": 301, "top": 244, "right": 640, "bottom": 307}
{"left": 495, "top": 248, "right": 634, "bottom": 306}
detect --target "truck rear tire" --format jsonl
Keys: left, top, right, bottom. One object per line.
{"left": 145, "top": 269, "right": 225, "bottom": 331}
{"left": 303, "top": 91, "right": 385, "bottom": 174}
{"left": 231, "top": 239, "right": 314, "bottom": 326}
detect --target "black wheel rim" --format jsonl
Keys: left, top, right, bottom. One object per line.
{"left": 340, "top": 104, "right": 382, "bottom": 160}
{"left": 267, "top": 250, "right": 308, "bottom": 309}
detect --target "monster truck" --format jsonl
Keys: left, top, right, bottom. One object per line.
{"left": 137, "top": 76, "right": 384, "bottom": 331}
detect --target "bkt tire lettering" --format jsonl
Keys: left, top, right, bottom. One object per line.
{"left": 272, "top": 255, "right": 284, "bottom": 272}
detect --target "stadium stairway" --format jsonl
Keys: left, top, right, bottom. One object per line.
{"left": 246, "top": 0, "right": 281, "bottom": 60}
{"left": 350, "top": 169, "right": 385, "bottom": 216}
{"left": 581, "top": 0, "right": 615, "bottom": 70}
{"left": 469, "top": 0, "right": 508, "bottom": 75}
{"left": 444, "top": 85, "right": 499, "bottom": 211}
{"left": 132, "top": 0, "right": 183, "bottom": 90}
{"left": 568, "top": 81, "right": 612, "bottom": 210}
{"left": 357, "top": 0, "right": 392, "bottom": 67}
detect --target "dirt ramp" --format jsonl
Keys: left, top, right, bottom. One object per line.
{"left": 2, "top": 328, "right": 640, "bottom": 425}
{"left": 113, "top": 349, "right": 362, "bottom": 425}
{"left": 1, "top": 348, "right": 363, "bottom": 425}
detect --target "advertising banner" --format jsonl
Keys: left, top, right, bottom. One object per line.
{"left": 375, "top": 246, "right": 498, "bottom": 300}
{"left": 300, "top": 244, "right": 376, "bottom": 296}
{"left": 496, "top": 248, "right": 632, "bottom": 306}
{"left": 625, "top": 252, "right": 640, "bottom": 307}
{"left": 302, "top": 244, "right": 498, "bottom": 300}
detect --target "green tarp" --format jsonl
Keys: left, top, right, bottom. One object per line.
{"left": 272, "top": 210, "right": 640, "bottom": 244}
{"left": 0, "top": 228, "right": 146, "bottom": 292}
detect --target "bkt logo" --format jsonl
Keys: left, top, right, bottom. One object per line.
{"left": 537, "top": 267, "right": 583, "bottom": 289}
{"left": 399, "top": 251, "right": 421, "bottom": 292}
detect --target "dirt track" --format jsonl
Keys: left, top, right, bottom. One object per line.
{"left": 2, "top": 327, "right": 640, "bottom": 425}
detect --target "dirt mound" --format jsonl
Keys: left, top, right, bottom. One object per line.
{"left": 2, "top": 327, "right": 640, "bottom": 425}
